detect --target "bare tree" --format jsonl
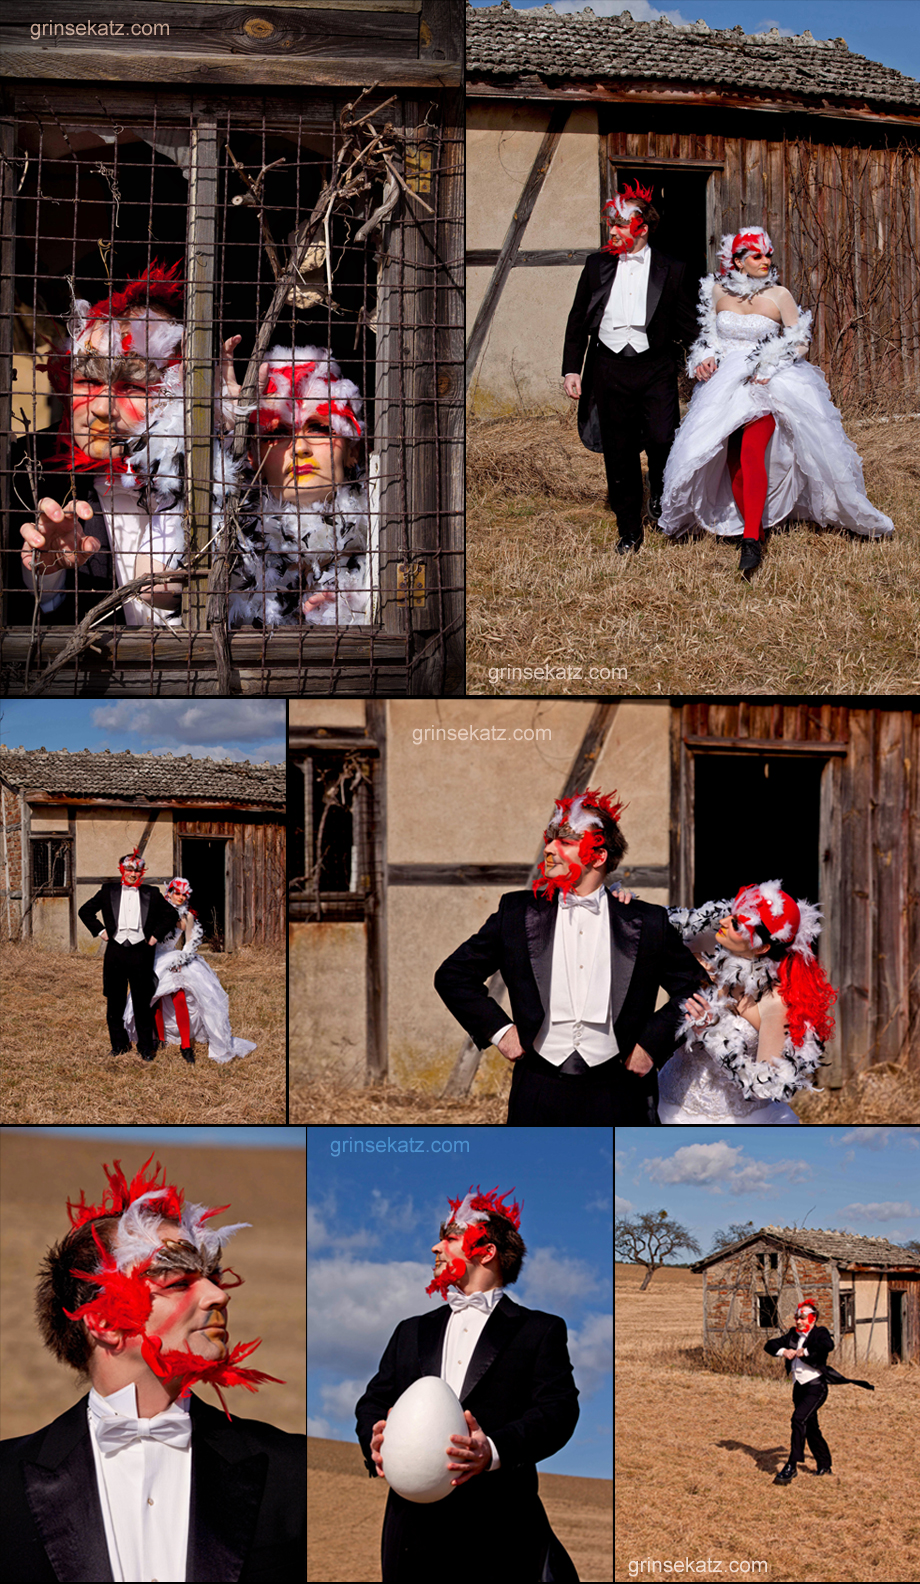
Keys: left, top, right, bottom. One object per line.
{"left": 615, "top": 1209, "right": 701, "bottom": 1291}
{"left": 709, "top": 1221, "right": 758, "bottom": 1254}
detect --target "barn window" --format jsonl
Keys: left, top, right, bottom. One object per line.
{"left": 30, "top": 835, "right": 72, "bottom": 894}
{"left": 839, "top": 1291, "right": 854, "bottom": 1334}
{"left": 2, "top": 85, "right": 461, "bottom": 696}
{"left": 756, "top": 1252, "right": 779, "bottom": 1271}
{"left": 289, "top": 744, "right": 376, "bottom": 922}
{"left": 757, "top": 1294, "right": 780, "bottom": 1329}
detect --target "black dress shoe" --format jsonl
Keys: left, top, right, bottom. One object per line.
{"left": 615, "top": 532, "right": 643, "bottom": 556}
{"left": 815, "top": 1466, "right": 833, "bottom": 1475}
{"left": 773, "top": 1462, "right": 797, "bottom": 1484}
{"left": 739, "top": 537, "right": 763, "bottom": 579}
{"left": 646, "top": 494, "right": 662, "bottom": 523}
{"left": 139, "top": 1050, "right": 156, "bottom": 1062}
{"left": 181, "top": 1046, "right": 196, "bottom": 1064}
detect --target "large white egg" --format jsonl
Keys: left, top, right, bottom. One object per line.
{"left": 381, "top": 1377, "right": 468, "bottom": 1503}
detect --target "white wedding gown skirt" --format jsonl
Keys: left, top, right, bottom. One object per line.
{"left": 659, "top": 314, "right": 894, "bottom": 538}
{"left": 657, "top": 1040, "right": 800, "bottom": 1124}
{"left": 125, "top": 947, "right": 256, "bottom": 1063}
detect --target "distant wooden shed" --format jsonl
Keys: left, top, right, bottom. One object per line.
{"left": 0, "top": 745, "right": 285, "bottom": 950}
{"left": 691, "top": 1225, "right": 920, "bottom": 1368}
{"left": 467, "top": 2, "right": 920, "bottom": 415}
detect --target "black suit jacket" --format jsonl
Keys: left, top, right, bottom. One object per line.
{"left": 78, "top": 882, "right": 179, "bottom": 945}
{"left": 355, "top": 1295, "right": 580, "bottom": 1583}
{"left": 561, "top": 246, "right": 699, "bottom": 452}
{"left": 764, "top": 1326, "right": 874, "bottom": 1388}
{"left": 434, "top": 888, "right": 707, "bottom": 1067}
{"left": 7, "top": 428, "right": 118, "bottom": 628}
{"left": 0, "top": 1392, "right": 305, "bottom": 1583}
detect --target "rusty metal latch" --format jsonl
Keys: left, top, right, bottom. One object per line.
{"left": 397, "top": 562, "right": 427, "bottom": 606}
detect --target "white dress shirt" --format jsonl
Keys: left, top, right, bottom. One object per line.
{"left": 440, "top": 1286, "right": 504, "bottom": 1473}
{"left": 87, "top": 1381, "right": 192, "bottom": 1583}
{"left": 598, "top": 242, "right": 652, "bottom": 353}
{"left": 534, "top": 888, "right": 618, "bottom": 1067}
{"left": 790, "top": 1333, "right": 823, "bottom": 1384}
{"left": 115, "top": 884, "right": 145, "bottom": 945}
{"left": 24, "top": 475, "right": 184, "bottom": 627}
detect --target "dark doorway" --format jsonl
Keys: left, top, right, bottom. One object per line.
{"left": 890, "top": 1289, "right": 904, "bottom": 1362}
{"left": 605, "top": 163, "right": 710, "bottom": 284}
{"left": 693, "top": 754, "right": 825, "bottom": 912}
{"left": 180, "top": 839, "right": 227, "bottom": 951}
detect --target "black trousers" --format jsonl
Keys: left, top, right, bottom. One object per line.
{"left": 592, "top": 342, "right": 680, "bottom": 538}
{"left": 507, "top": 1051, "right": 614, "bottom": 1125}
{"left": 613, "top": 1057, "right": 661, "bottom": 1125}
{"left": 789, "top": 1379, "right": 831, "bottom": 1466}
{"left": 102, "top": 938, "right": 157, "bottom": 1054}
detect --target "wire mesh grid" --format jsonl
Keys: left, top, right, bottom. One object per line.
{"left": 0, "top": 87, "right": 463, "bottom": 697}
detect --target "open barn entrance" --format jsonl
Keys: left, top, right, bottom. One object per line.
{"left": 692, "top": 753, "right": 825, "bottom": 910}
{"left": 180, "top": 837, "right": 227, "bottom": 951}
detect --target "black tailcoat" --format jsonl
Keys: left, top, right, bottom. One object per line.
{"left": 561, "top": 246, "right": 699, "bottom": 452}
{"left": 434, "top": 888, "right": 707, "bottom": 1068}
{"left": 78, "top": 882, "right": 179, "bottom": 945}
{"left": 764, "top": 1326, "right": 875, "bottom": 1389}
{"left": 0, "top": 1392, "right": 305, "bottom": 1582}
{"left": 355, "top": 1295, "right": 581, "bottom": 1584}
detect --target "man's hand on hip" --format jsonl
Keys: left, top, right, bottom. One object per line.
{"left": 496, "top": 1026, "right": 525, "bottom": 1063}
{"left": 624, "top": 1044, "right": 654, "bottom": 1075}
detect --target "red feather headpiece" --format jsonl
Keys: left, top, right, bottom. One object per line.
{"left": 84, "top": 259, "right": 184, "bottom": 328}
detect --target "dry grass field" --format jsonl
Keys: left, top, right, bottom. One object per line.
{"left": 467, "top": 411, "right": 920, "bottom": 696}
{"left": 0, "top": 940, "right": 286, "bottom": 1124}
{"left": 615, "top": 1263, "right": 920, "bottom": 1583}
{"left": 295, "top": 1074, "right": 512, "bottom": 1125}
{"left": 308, "top": 1435, "right": 613, "bottom": 1583}
{"left": 0, "top": 1132, "right": 305, "bottom": 1438}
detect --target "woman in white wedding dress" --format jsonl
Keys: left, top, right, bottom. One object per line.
{"left": 125, "top": 877, "right": 256, "bottom": 1065}
{"left": 655, "top": 880, "right": 837, "bottom": 1125}
{"left": 659, "top": 227, "right": 894, "bottom": 577}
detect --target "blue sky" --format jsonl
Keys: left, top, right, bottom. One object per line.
{"left": 470, "top": 2, "right": 920, "bottom": 83}
{"left": 0, "top": 701, "right": 285, "bottom": 765}
{"left": 0, "top": 1127, "right": 304, "bottom": 1149}
{"left": 616, "top": 1126, "right": 920, "bottom": 1261}
{"left": 307, "top": 1125, "right": 613, "bottom": 1479}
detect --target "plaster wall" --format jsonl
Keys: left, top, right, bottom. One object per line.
{"left": 854, "top": 1273, "right": 892, "bottom": 1363}
{"left": 289, "top": 703, "right": 366, "bottom": 729}
{"left": 289, "top": 919, "right": 365, "bottom": 1087}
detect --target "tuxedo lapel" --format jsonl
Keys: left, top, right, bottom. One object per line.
{"left": 524, "top": 893, "right": 557, "bottom": 1021}
{"left": 645, "top": 249, "right": 667, "bottom": 327}
{"left": 609, "top": 900, "right": 642, "bottom": 1026}
{"left": 185, "top": 1395, "right": 270, "bottom": 1583}
{"left": 417, "top": 1307, "right": 451, "bottom": 1378}
{"left": 19, "top": 1396, "right": 114, "bottom": 1583}
{"left": 459, "top": 1295, "right": 527, "bottom": 1401}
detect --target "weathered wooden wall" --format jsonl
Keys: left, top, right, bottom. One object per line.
{"left": 176, "top": 814, "right": 284, "bottom": 948}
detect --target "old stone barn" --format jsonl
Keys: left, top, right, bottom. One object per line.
{"left": 467, "top": 3, "right": 920, "bottom": 416}
{"left": 0, "top": 746, "right": 285, "bottom": 951}
{"left": 691, "top": 1225, "right": 920, "bottom": 1369}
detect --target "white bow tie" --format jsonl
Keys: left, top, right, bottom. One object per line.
{"left": 447, "top": 1291, "right": 499, "bottom": 1314}
{"left": 562, "top": 892, "right": 602, "bottom": 912}
{"left": 95, "top": 1408, "right": 192, "bottom": 1453}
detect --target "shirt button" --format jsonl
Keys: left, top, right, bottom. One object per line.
{"left": 148, "top": 1497, "right": 154, "bottom": 1506}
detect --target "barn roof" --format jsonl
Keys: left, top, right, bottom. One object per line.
{"left": 0, "top": 746, "right": 284, "bottom": 807}
{"left": 691, "top": 1225, "right": 919, "bottom": 1272}
{"left": 467, "top": 3, "right": 920, "bottom": 113}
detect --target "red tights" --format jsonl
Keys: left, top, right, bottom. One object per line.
{"left": 155, "top": 991, "right": 191, "bottom": 1047}
{"left": 727, "top": 415, "right": 775, "bottom": 539}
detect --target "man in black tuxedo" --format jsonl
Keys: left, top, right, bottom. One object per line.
{"left": 764, "top": 1300, "right": 874, "bottom": 1484}
{"left": 562, "top": 183, "right": 699, "bottom": 551}
{"left": 355, "top": 1188, "right": 581, "bottom": 1584}
{"left": 0, "top": 1162, "right": 304, "bottom": 1581}
{"left": 434, "top": 790, "right": 707, "bottom": 1124}
{"left": 78, "top": 849, "right": 180, "bottom": 1061}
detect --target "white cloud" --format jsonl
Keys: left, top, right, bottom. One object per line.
{"left": 308, "top": 1195, "right": 378, "bottom": 1253}
{"left": 515, "top": 1246, "right": 608, "bottom": 1307}
{"left": 615, "top": 1195, "right": 634, "bottom": 1214}
{"left": 841, "top": 1202, "right": 918, "bottom": 1222}
{"left": 568, "top": 1311, "right": 613, "bottom": 1398}
{"left": 319, "top": 1376, "right": 377, "bottom": 1423}
{"left": 586, "top": 1194, "right": 612, "bottom": 1213}
{"left": 91, "top": 701, "right": 285, "bottom": 752}
{"left": 838, "top": 1128, "right": 920, "bottom": 1151}
{"left": 644, "top": 1142, "right": 810, "bottom": 1194}
{"left": 307, "top": 1415, "right": 332, "bottom": 1438}
{"left": 308, "top": 1257, "right": 444, "bottom": 1374}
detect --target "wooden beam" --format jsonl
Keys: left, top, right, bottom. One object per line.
{"left": 2, "top": 49, "right": 460, "bottom": 88}
{"left": 387, "top": 861, "right": 670, "bottom": 887}
{"left": 465, "top": 102, "right": 570, "bottom": 392}
{"left": 288, "top": 729, "right": 380, "bottom": 752}
{"left": 365, "top": 701, "right": 388, "bottom": 1086}
{"left": 184, "top": 113, "right": 218, "bottom": 632}
{"left": 682, "top": 735, "right": 849, "bottom": 755}
{"left": 466, "top": 248, "right": 593, "bottom": 268}
{"left": 466, "top": 83, "right": 920, "bottom": 129}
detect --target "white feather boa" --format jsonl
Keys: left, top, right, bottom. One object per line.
{"left": 229, "top": 480, "right": 371, "bottom": 628}
{"left": 686, "top": 273, "right": 812, "bottom": 382}
{"left": 167, "top": 906, "right": 205, "bottom": 968}
{"left": 667, "top": 904, "right": 827, "bottom": 1101}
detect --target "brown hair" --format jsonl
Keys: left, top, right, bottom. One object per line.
{"left": 591, "top": 807, "right": 628, "bottom": 875}
{"left": 442, "top": 1213, "right": 527, "bottom": 1286}
{"left": 35, "top": 1216, "right": 121, "bottom": 1377}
